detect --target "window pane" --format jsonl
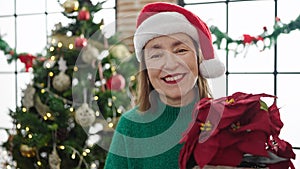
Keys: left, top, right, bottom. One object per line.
{"left": 47, "top": 13, "right": 73, "bottom": 36}
{"left": 277, "top": 0, "right": 300, "bottom": 72}
{"left": 102, "top": 0, "right": 116, "bottom": 8}
{"left": 277, "top": 74, "right": 300, "bottom": 167}
{"left": 228, "top": 74, "right": 274, "bottom": 95}
{"left": 278, "top": 0, "right": 300, "bottom": 21}
{"left": 16, "top": 72, "right": 33, "bottom": 107}
{"left": 16, "top": 15, "right": 47, "bottom": 71}
{"left": 94, "top": 9, "right": 116, "bottom": 37}
{"left": 0, "top": 17, "right": 16, "bottom": 72}
{"left": 277, "top": 31, "right": 300, "bottom": 72}
{"left": 16, "top": 0, "right": 45, "bottom": 14}
{"left": 0, "top": 0, "right": 14, "bottom": 16}
{"left": 228, "top": 47, "right": 274, "bottom": 72}
{"left": 0, "top": 73, "right": 16, "bottom": 114}
{"left": 185, "top": 3, "right": 227, "bottom": 30}
{"left": 228, "top": 1, "right": 274, "bottom": 72}
{"left": 47, "top": 0, "right": 63, "bottom": 13}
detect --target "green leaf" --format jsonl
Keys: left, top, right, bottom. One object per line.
{"left": 260, "top": 100, "right": 268, "bottom": 111}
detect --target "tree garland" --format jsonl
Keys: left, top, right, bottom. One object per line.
{"left": 1, "top": 14, "right": 300, "bottom": 71}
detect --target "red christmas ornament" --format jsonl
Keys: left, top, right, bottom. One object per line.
{"left": 18, "top": 53, "right": 36, "bottom": 72}
{"left": 75, "top": 36, "right": 87, "bottom": 48}
{"left": 106, "top": 74, "right": 126, "bottom": 91}
{"left": 77, "top": 8, "right": 90, "bottom": 21}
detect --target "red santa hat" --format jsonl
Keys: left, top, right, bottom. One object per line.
{"left": 133, "top": 2, "right": 225, "bottom": 78}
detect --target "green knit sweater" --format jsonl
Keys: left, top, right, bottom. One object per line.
{"left": 104, "top": 97, "right": 196, "bottom": 169}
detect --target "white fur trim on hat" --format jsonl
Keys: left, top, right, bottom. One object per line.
{"left": 199, "top": 57, "right": 225, "bottom": 78}
{"left": 134, "top": 12, "right": 199, "bottom": 62}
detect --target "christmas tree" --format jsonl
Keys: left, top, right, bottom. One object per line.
{"left": 1, "top": 0, "right": 138, "bottom": 168}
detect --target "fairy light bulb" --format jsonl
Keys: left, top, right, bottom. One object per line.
{"left": 108, "top": 122, "right": 114, "bottom": 128}
{"left": 82, "top": 152, "right": 87, "bottom": 156}
{"left": 69, "top": 107, "right": 74, "bottom": 112}
{"left": 94, "top": 96, "right": 99, "bottom": 101}
{"left": 100, "top": 25, "right": 104, "bottom": 30}
{"left": 51, "top": 38, "right": 56, "bottom": 45}
{"left": 17, "top": 123, "right": 21, "bottom": 129}
{"left": 91, "top": 163, "right": 97, "bottom": 168}
{"left": 69, "top": 44, "right": 74, "bottom": 49}
{"left": 37, "top": 161, "right": 42, "bottom": 166}
{"left": 71, "top": 152, "right": 76, "bottom": 159}
{"left": 73, "top": 66, "right": 78, "bottom": 72}
{"left": 46, "top": 112, "right": 52, "bottom": 118}
{"left": 43, "top": 115, "right": 48, "bottom": 120}
{"left": 108, "top": 98, "right": 112, "bottom": 107}
{"left": 117, "top": 107, "right": 122, "bottom": 114}
{"left": 85, "top": 149, "right": 91, "bottom": 153}
{"left": 49, "top": 46, "right": 55, "bottom": 51}
{"left": 28, "top": 134, "right": 33, "bottom": 139}
{"left": 50, "top": 55, "right": 56, "bottom": 60}
{"left": 48, "top": 72, "right": 54, "bottom": 77}
{"left": 41, "top": 89, "right": 46, "bottom": 94}
{"left": 45, "top": 63, "right": 51, "bottom": 69}
{"left": 57, "top": 42, "right": 63, "bottom": 48}
{"left": 25, "top": 127, "right": 30, "bottom": 131}
{"left": 130, "top": 75, "right": 136, "bottom": 81}
{"left": 22, "top": 107, "right": 27, "bottom": 112}
{"left": 59, "top": 145, "right": 65, "bottom": 150}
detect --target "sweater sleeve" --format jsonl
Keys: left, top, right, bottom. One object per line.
{"left": 104, "top": 115, "right": 130, "bottom": 169}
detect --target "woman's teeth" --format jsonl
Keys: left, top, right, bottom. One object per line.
{"left": 164, "top": 74, "right": 183, "bottom": 82}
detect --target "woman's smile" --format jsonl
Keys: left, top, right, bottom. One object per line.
{"left": 161, "top": 73, "right": 186, "bottom": 84}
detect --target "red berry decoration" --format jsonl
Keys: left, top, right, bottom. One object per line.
{"left": 75, "top": 36, "right": 87, "bottom": 48}
{"left": 107, "top": 74, "right": 126, "bottom": 91}
{"left": 77, "top": 8, "right": 90, "bottom": 21}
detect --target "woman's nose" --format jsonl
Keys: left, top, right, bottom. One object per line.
{"left": 162, "top": 52, "right": 179, "bottom": 70}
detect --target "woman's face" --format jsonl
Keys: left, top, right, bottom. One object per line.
{"left": 144, "top": 33, "right": 199, "bottom": 106}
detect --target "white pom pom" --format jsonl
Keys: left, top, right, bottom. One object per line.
{"left": 199, "top": 58, "right": 225, "bottom": 78}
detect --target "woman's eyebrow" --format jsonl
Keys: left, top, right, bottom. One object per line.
{"left": 171, "top": 40, "right": 183, "bottom": 47}
{"left": 150, "top": 44, "right": 162, "bottom": 49}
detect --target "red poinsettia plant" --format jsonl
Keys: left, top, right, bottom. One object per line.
{"left": 179, "top": 92, "right": 295, "bottom": 169}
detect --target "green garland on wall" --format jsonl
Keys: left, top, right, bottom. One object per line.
{"left": 210, "top": 15, "right": 300, "bottom": 53}
{"left": 1, "top": 14, "right": 300, "bottom": 70}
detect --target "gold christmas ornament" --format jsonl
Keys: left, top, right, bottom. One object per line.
{"left": 52, "top": 72, "right": 71, "bottom": 92}
{"left": 75, "top": 103, "right": 96, "bottom": 127}
{"left": 51, "top": 34, "right": 76, "bottom": 48}
{"left": 109, "top": 44, "right": 132, "bottom": 59}
{"left": 20, "top": 144, "right": 36, "bottom": 158}
{"left": 62, "top": 0, "right": 79, "bottom": 13}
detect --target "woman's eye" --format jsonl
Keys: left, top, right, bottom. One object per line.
{"left": 150, "top": 54, "right": 161, "bottom": 59}
{"left": 176, "top": 49, "right": 188, "bottom": 53}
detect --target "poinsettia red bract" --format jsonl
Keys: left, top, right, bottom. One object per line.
{"left": 179, "top": 92, "right": 295, "bottom": 169}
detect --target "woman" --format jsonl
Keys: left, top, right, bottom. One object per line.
{"left": 104, "top": 2, "right": 225, "bottom": 169}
